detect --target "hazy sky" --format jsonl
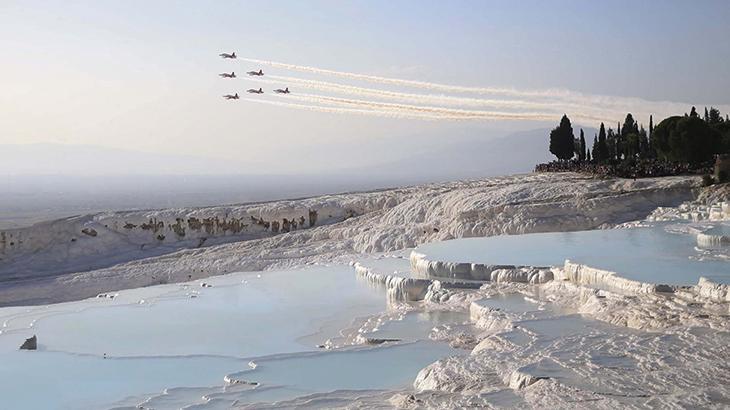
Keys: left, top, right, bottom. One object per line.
{"left": 1, "top": 0, "right": 729, "bottom": 173}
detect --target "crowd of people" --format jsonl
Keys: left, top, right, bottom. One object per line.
{"left": 535, "top": 159, "right": 714, "bottom": 179}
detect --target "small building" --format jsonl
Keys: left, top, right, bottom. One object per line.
{"left": 715, "top": 154, "right": 730, "bottom": 182}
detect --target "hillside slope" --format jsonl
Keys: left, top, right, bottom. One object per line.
{"left": 0, "top": 173, "right": 698, "bottom": 305}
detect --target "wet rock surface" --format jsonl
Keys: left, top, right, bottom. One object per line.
{"left": 0, "top": 173, "right": 699, "bottom": 305}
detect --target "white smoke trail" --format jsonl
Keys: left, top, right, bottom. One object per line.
{"left": 241, "top": 57, "right": 730, "bottom": 124}
{"left": 244, "top": 75, "right": 656, "bottom": 124}
{"left": 243, "top": 76, "right": 617, "bottom": 122}
{"left": 263, "top": 75, "right": 580, "bottom": 112}
{"left": 241, "top": 98, "right": 488, "bottom": 121}
{"left": 283, "top": 93, "right": 567, "bottom": 121}
{"left": 241, "top": 57, "right": 563, "bottom": 99}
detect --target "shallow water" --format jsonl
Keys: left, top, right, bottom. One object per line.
{"left": 356, "top": 254, "right": 413, "bottom": 276}
{"left": 474, "top": 294, "right": 543, "bottom": 313}
{"left": 31, "top": 266, "right": 386, "bottom": 357}
{"left": 0, "top": 351, "right": 247, "bottom": 410}
{"left": 218, "top": 341, "right": 460, "bottom": 405}
{"left": 416, "top": 224, "right": 730, "bottom": 285}
{"left": 0, "top": 265, "right": 464, "bottom": 409}
{"left": 516, "top": 314, "right": 618, "bottom": 340}
{"left": 367, "top": 310, "right": 470, "bottom": 341}
{"left": 704, "top": 222, "right": 730, "bottom": 236}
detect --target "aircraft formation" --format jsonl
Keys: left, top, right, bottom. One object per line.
{"left": 219, "top": 52, "right": 289, "bottom": 99}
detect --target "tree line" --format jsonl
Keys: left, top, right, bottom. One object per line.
{"left": 549, "top": 106, "right": 730, "bottom": 164}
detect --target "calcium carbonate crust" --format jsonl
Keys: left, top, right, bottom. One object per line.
{"left": 0, "top": 173, "right": 698, "bottom": 305}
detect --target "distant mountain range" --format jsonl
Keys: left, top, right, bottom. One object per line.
{"left": 0, "top": 126, "right": 597, "bottom": 181}
{"left": 0, "top": 143, "right": 247, "bottom": 175}
{"left": 344, "top": 126, "right": 597, "bottom": 183}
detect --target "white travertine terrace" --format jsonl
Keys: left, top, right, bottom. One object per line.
{"left": 250, "top": 192, "right": 730, "bottom": 408}
{"left": 410, "top": 251, "right": 554, "bottom": 284}
{"left": 0, "top": 173, "right": 699, "bottom": 305}
{"left": 697, "top": 231, "right": 730, "bottom": 247}
{"left": 1, "top": 175, "right": 727, "bottom": 408}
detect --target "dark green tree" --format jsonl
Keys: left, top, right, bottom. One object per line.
{"left": 586, "top": 149, "right": 591, "bottom": 162}
{"left": 649, "top": 115, "right": 653, "bottom": 137}
{"left": 595, "top": 123, "right": 609, "bottom": 161}
{"left": 638, "top": 126, "right": 649, "bottom": 158}
{"left": 616, "top": 121, "right": 624, "bottom": 159}
{"left": 690, "top": 106, "right": 699, "bottom": 118}
{"left": 620, "top": 114, "right": 638, "bottom": 158}
{"left": 579, "top": 129, "right": 587, "bottom": 162}
{"left": 704, "top": 107, "right": 710, "bottom": 122}
{"left": 651, "top": 115, "right": 720, "bottom": 163}
{"left": 624, "top": 132, "right": 640, "bottom": 159}
{"left": 549, "top": 115, "right": 575, "bottom": 161}
{"left": 716, "top": 121, "right": 730, "bottom": 153}
{"left": 708, "top": 107, "right": 724, "bottom": 125}
{"left": 607, "top": 128, "right": 617, "bottom": 160}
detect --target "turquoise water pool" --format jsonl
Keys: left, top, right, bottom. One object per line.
{"left": 0, "top": 265, "right": 463, "bottom": 409}
{"left": 416, "top": 224, "right": 730, "bottom": 285}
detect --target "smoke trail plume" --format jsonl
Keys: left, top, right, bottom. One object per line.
{"left": 241, "top": 98, "right": 486, "bottom": 121}
{"left": 264, "top": 75, "right": 577, "bottom": 112}
{"left": 241, "top": 57, "right": 730, "bottom": 123}
{"left": 243, "top": 76, "right": 615, "bottom": 122}
{"left": 241, "top": 57, "right": 560, "bottom": 98}
{"left": 283, "top": 93, "right": 565, "bottom": 121}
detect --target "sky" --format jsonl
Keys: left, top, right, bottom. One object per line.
{"left": 1, "top": 0, "right": 729, "bottom": 175}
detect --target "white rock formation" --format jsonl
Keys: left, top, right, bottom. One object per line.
{"left": 0, "top": 173, "right": 699, "bottom": 305}
{"left": 410, "top": 251, "right": 554, "bottom": 284}
{"left": 559, "top": 260, "right": 675, "bottom": 293}
{"left": 354, "top": 262, "right": 432, "bottom": 301}
{"left": 696, "top": 277, "right": 730, "bottom": 303}
{"left": 409, "top": 275, "right": 730, "bottom": 409}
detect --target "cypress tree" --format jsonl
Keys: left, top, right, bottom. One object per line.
{"left": 597, "top": 123, "right": 608, "bottom": 162}
{"left": 708, "top": 107, "right": 723, "bottom": 125}
{"left": 690, "top": 106, "right": 699, "bottom": 118}
{"left": 638, "top": 126, "right": 649, "bottom": 158}
{"left": 621, "top": 114, "right": 636, "bottom": 138}
{"left": 616, "top": 121, "right": 623, "bottom": 160}
{"left": 607, "top": 128, "right": 616, "bottom": 160}
{"left": 704, "top": 107, "right": 710, "bottom": 122}
{"left": 549, "top": 115, "right": 575, "bottom": 161}
{"left": 579, "top": 129, "right": 586, "bottom": 162}
{"left": 620, "top": 114, "right": 638, "bottom": 159}
{"left": 586, "top": 150, "right": 591, "bottom": 162}
{"left": 649, "top": 115, "right": 653, "bottom": 138}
